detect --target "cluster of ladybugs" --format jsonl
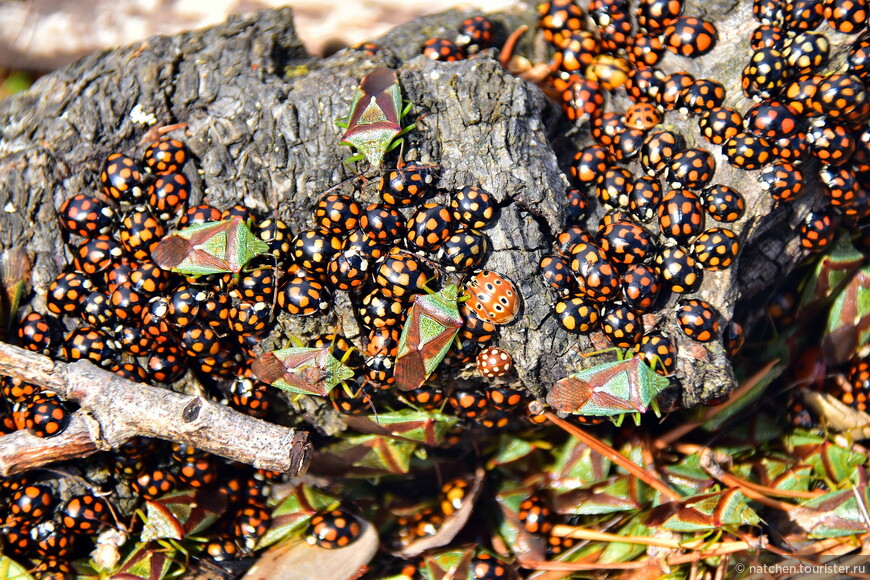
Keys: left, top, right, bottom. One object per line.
{"left": 0, "top": 434, "right": 299, "bottom": 574}
{"left": 530, "top": 0, "right": 870, "bottom": 371}
{"left": 0, "top": 473, "right": 114, "bottom": 578}
{"left": 6, "top": 129, "right": 531, "bottom": 571}
{"left": 303, "top": 176, "right": 529, "bottom": 425}
{"left": 786, "top": 345, "right": 870, "bottom": 429}
{"left": 1, "top": 138, "right": 320, "bottom": 572}
{"left": 390, "top": 475, "right": 579, "bottom": 561}
{"left": 420, "top": 16, "right": 496, "bottom": 61}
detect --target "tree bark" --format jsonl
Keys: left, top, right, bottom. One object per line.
{"left": 0, "top": 3, "right": 851, "bottom": 419}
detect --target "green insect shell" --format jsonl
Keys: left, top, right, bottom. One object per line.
{"left": 394, "top": 285, "right": 463, "bottom": 392}
{"left": 151, "top": 216, "right": 269, "bottom": 277}
{"left": 546, "top": 349, "right": 670, "bottom": 420}
{"left": 336, "top": 66, "right": 413, "bottom": 167}
{"left": 252, "top": 346, "right": 354, "bottom": 397}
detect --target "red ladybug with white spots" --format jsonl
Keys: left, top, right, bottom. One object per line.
{"left": 476, "top": 347, "right": 514, "bottom": 377}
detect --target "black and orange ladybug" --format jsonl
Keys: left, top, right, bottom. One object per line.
{"left": 723, "top": 132, "right": 774, "bottom": 170}
{"left": 641, "top": 130, "right": 682, "bottom": 175}
{"left": 450, "top": 186, "right": 495, "bottom": 229}
{"left": 676, "top": 298, "right": 720, "bottom": 342}
{"left": 10, "top": 483, "right": 56, "bottom": 522}
{"left": 147, "top": 343, "right": 188, "bottom": 383}
{"left": 120, "top": 209, "right": 164, "bottom": 260}
{"left": 63, "top": 326, "right": 118, "bottom": 368}
{"left": 147, "top": 172, "right": 191, "bottom": 221}
{"left": 680, "top": 79, "right": 725, "bottom": 115}
{"left": 24, "top": 394, "right": 70, "bottom": 438}
{"left": 292, "top": 228, "right": 343, "bottom": 273}
{"left": 278, "top": 276, "right": 331, "bottom": 316}
{"left": 562, "top": 79, "right": 604, "bottom": 124}
{"left": 407, "top": 203, "right": 455, "bottom": 252}
{"left": 621, "top": 262, "right": 661, "bottom": 312}
{"left": 143, "top": 137, "right": 189, "bottom": 174}
{"left": 179, "top": 203, "right": 222, "bottom": 227}
{"left": 449, "top": 389, "right": 489, "bottom": 419}
{"left": 599, "top": 219, "right": 654, "bottom": 266}
{"left": 667, "top": 148, "right": 715, "bottom": 190}
{"left": 470, "top": 551, "right": 517, "bottom": 579}
{"left": 233, "top": 504, "right": 272, "bottom": 552}
{"left": 306, "top": 508, "right": 362, "bottom": 549}
{"left": 634, "top": 332, "right": 676, "bottom": 376}
{"left": 422, "top": 37, "right": 465, "bottom": 61}
{"left": 18, "top": 311, "right": 58, "bottom": 355}
{"left": 571, "top": 145, "right": 611, "bottom": 188}
{"left": 601, "top": 304, "right": 644, "bottom": 348}
{"left": 101, "top": 153, "right": 145, "bottom": 201}
{"left": 658, "top": 189, "right": 705, "bottom": 241}
{"left": 73, "top": 235, "right": 124, "bottom": 276}
{"left": 379, "top": 162, "right": 435, "bottom": 206}
{"left": 439, "top": 228, "right": 488, "bottom": 272}
{"left": 457, "top": 15, "right": 494, "bottom": 53}
{"left": 636, "top": 0, "right": 683, "bottom": 31}
{"left": 554, "top": 295, "right": 601, "bottom": 334}
{"left": 131, "top": 468, "right": 177, "bottom": 500}
{"left": 655, "top": 245, "right": 702, "bottom": 293}
{"left": 58, "top": 193, "right": 117, "bottom": 238}
{"left": 539, "top": 0, "right": 585, "bottom": 46}
{"left": 759, "top": 160, "right": 804, "bottom": 202}
{"left": 691, "top": 227, "right": 741, "bottom": 270}
{"left": 315, "top": 194, "right": 361, "bottom": 234}
{"left": 360, "top": 204, "right": 406, "bottom": 244}
{"left": 628, "top": 175, "right": 662, "bottom": 223}
{"left": 375, "top": 251, "right": 436, "bottom": 299}
{"left": 569, "top": 242, "right": 622, "bottom": 303}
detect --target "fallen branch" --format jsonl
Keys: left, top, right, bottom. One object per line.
{"left": 0, "top": 343, "right": 311, "bottom": 476}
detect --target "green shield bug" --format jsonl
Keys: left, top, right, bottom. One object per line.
{"left": 394, "top": 284, "right": 463, "bottom": 392}
{"left": 252, "top": 345, "right": 355, "bottom": 397}
{"left": 151, "top": 216, "right": 269, "bottom": 278}
{"left": 546, "top": 348, "right": 671, "bottom": 425}
{"left": 335, "top": 67, "right": 414, "bottom": 168}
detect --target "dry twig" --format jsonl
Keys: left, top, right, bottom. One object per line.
{"left": 0, "top": 343, "right": 311, "bottom": 476}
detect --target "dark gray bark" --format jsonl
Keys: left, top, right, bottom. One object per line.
{"left": 0, "top": 3, "right": 851, "bottom": 415}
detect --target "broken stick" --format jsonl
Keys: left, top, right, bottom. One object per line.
{"left": 0, "top": 343, "right": 311, "bottom": 477}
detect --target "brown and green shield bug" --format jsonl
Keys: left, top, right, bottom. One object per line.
{"left": 252, "top": 345, "right": 355, "bottom": 397}
{"left": 394, "top": 284, "right": 463, "bottom": 392}
{"left": 151, "top": 216, "right": 269, "bottom": 278}
{"left": 335, "top": 67, "right": 414, "bottom": 168}
{"left": 546, "top": 348, "right": 670, "bottom": 425}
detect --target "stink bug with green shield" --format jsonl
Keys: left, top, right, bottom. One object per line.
{"left": 252, "top": 345, "right": 355, "bottom": 397}
{"left": 151, "top": 216, "right": 269, "bottom": 278}
{"left": 335, "top": 66, "right": 414, "bottom": 168}
{"left": 394, "top": 284, "right": 464, "bottom": 392}
{"left": 546, "top": 348, "right": 670, "bottom": 425}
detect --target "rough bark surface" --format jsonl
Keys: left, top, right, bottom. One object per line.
{"left": 0, "top": 3, "right": 855, "bottom": 415}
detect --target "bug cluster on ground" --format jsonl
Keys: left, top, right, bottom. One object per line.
{"left": 2, "top": 0, "right": 870, "bottom": 577}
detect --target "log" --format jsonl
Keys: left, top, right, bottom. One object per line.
{"left": 0, "top": 3, "right": 852, "bottom": 424}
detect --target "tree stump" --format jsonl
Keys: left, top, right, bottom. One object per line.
{"left": 0, "top": 3, "right": 852, "bottom": 422}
